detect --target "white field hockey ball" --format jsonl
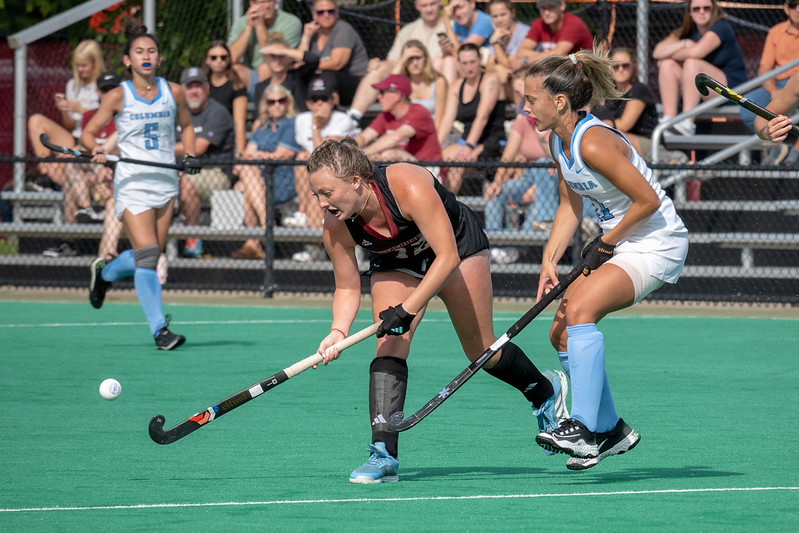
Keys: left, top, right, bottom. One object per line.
{"left": 99, "top": 378, "right": 122, "bottom": 400}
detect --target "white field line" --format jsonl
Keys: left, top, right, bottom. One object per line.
{"left": 1, "top": 486, "right": 797, "bottom": 513}
{"left": 0, "top": 318, "right": 458, "bottom": 329}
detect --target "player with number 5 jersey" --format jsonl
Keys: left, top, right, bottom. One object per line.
{"left": 307, "top": 138, "right": 569, "bottom": 484}
{"left": 81, "top": 20, "right": 199, "bottom": 351}
{"left": 526, "top": 46, "right": 688, "bottom": 469}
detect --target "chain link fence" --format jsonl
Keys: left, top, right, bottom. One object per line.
{"left": 1, "top": 1, "right": 798, "bottom": 302}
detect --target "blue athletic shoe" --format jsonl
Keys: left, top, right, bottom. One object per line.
{"left": 532, "top": 370, "right": 570, "bottom": 455}
{"left": 349, "top": 442, "right": 399, "bottom": 484}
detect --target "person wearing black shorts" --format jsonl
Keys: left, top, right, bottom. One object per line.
{"left": 307, "top": 138, "right": 569, "bottom": 483}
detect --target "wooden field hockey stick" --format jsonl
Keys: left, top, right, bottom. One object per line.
{"left": 40, "top": 133, "right": 188, "bottom": 171}
{"left": 389, "top": 264, "right": 586, "bottom": 432}
{"left": 694, "top": 73, "right": 799, "bottom": 138}
{"left": 149, "top": 322, "right": 380, "bottom": 445}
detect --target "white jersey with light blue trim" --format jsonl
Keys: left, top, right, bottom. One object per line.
{"left": 553, "top": 112, "right": 688, "bottom": 282}
{"left": 114, "top": 77, "right": 178, "bottom": 196}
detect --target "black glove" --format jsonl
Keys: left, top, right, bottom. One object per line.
{"left": 182, "top": 155, "right": 201, "bottom": 175}
{"left": 581, "top": 235, "right": 615, "bottom": 272}
{"left": 377, "top": 304, "right": 416, "bottom": 337}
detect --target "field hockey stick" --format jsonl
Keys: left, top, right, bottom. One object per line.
{"left": 694, "top": 73, "right": 799, "bottom": 138}
{"left": 389, "top": 264, "right": 585, "bottom": 432}
{"left": 149, "top": 322, "right": 380, "bottom": 445}
{"left": 39, "top": 133, "right": 187, "bottom": 171}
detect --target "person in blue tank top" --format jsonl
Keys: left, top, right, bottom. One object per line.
{"left": 307, "top": 138, "right": 570, "bottom": 484}
{"left": 81, "top": 20, "right": 199, "bottom": 351}
{"left": 524, "top": 47, "right": 689, "bottom": 470}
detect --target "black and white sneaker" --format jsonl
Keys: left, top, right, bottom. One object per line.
{"left": 75, "top": 206, "right": 105, "bottom": 224}
{"left": 155, "top": 316, "right": 185, "bottom": 351}
{"left": 43, "top": 241, "right": 77, "bottom": 258}
{"left": 535, "top": 418, "right": 598, "bottom": 458}
{"left": 89, "top": 257, "right": 112, "bottom": 309}
{"left": 566, "top": 418, "right": 640, "bottom": 471}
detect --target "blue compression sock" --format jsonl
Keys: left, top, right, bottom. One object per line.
{"left": 134, "top": 267, "right": 166, "bottom": 336}
{"left": 558, "top": 351, "right": 570, "bottom": 377}
{"left": 566, "top": 323, "right": 618, "bottom": 432}
{"left": 102, "top": 249, "right": 135, "bottom": 282}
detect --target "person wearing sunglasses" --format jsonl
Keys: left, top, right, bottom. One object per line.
{"left": 286, "top": 73, "right": 358, "bottom": 245}
{"left": 254, "top": 34, "right": 305, "bottom": 113}
{"left": 203, "top": 40, "right": 248, "bottom": 156}
{"left": 738, "top": 0, "right": 799, "bottom": 150}
{"left": 232, "top": 84, "right": 301, "bottom": 260}
{"left": 227, "top": 0, "right": 301, "bottom": 100}
{"left": 653, "top": 0, "right": 746, "bottom": 136}
{"left": 261, "top": 0, "right": 368, "bottom": 108}
{"left": 591, "top": 48, "right": 685, "bottom": 166}
{"left": 355, "top": 74, "right": 443, "bottom": 171}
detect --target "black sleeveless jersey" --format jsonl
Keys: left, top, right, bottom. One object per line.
{"left": 344, "top": 164, "right": 489, "bottom": 277}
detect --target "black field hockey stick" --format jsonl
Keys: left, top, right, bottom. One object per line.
{"left": 694, "top": 73, "right": 799, "bottom": 138}
{"left": 39, "top": 133, "right": 188, "bottom": 170}
{"left": 149, "top": 322, "right": 380, "bottom": 445}
{"left": 389, "top": 264, "right": 586, "bottom": 433}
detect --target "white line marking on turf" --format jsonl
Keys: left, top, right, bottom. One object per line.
{"left": 1, "top": 487, "right": 796, "bottom": 513}
{"left": 0, "top": 318, "right": 456, "bottom": 329}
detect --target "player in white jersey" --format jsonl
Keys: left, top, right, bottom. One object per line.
{"left": 81, "top": 21, "right": 200, "bottom": 350}
{"left": 523, "top": 47, "right": 689, "bottom": 470}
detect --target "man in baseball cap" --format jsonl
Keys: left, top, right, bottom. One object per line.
{"left": 179, "top": 66, "right": 208, "bottom": 86}
{"left": 355, "top": 74, "right": 442, "bottom": 170}
{"left": 96, "top": 71, "right": 121, "bottom": 91}
{"left": 371, "top": 74, "right": 412, "bottom": 96}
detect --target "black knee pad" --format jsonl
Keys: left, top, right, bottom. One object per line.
{"left": 134, "top": 244, "right": 160, "bottom": 270}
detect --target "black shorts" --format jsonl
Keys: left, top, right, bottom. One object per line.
{"left": 367, "top": 203, "right": 489, "bottom": 278}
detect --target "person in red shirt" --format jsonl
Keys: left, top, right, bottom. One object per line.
{"left": 516, "top": 0, "right": 593, "bottom": 67}
{"left": 354, "top": 74, "right": 443, "bottom": 167}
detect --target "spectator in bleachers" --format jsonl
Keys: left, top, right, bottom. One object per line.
{"left": 261, "top": 0, "right": 369, "bottom": 108}
{"left": 253, "top": 34, "right": 305, "bottom": 110}
{"left": 227, "top": 0, "right": 302, "bottom": 99}
{"left": 515, "top": 0, "right": 593, "bottom": 69}
{"left": 440, "top": 0, "right": 494, "bottom": 53}
{"left": 232, "top": 83, "right": 301, "bottom": 259}
{"left": 203, "top": 41, "right": 248, "bottom": 156}
{"left": 288, "top": 74, "right": 357, "bottom": 263}
{"left": 42, "top": 71, "right": 120, "bottom": 259}
{"left": 437, "top": 43, "right": 507, "bottom": 194}
{"left": 355, "top": 74, "right": 443, "bottom": 169}
{"left": 27, "top": 39, "right": 105, "bottom": 191}
{"left": 346, "top": 0, "right": 454, "bottom": 127}
{"left": 740, "top": 1, "right": 799, "bottom": 139}
{"left": 485, "top": 0, "right": 531, "bottom": 103}
{"left": 592, "top": 47, "right": 687, "bottom": 164}
{"left": 287, "top": 74, "right": 356, "bottom": 232}
{"left": 754, "top": 69, "right": 799, "bottom": 165}
{"left": 175, "top": 67, "right": 236, "bottom": 258}
{"left": 653, "top": 0, "right": 746, "bottom": 136}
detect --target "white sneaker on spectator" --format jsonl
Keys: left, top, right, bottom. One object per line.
{"left": 282, "top": 211, "right": 309, "bottom": 228}
{"left": 671, "top": 118, "right": 695, "bottom": 136}
{"left": 490, "top": 247, "right": 520, "bottom": 265}
{"left": 291, "top": 244, "right": 327, "bottom": 263}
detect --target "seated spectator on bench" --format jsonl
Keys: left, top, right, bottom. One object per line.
{"left": 592, "top": 48, "right": 686, "bottom": 164}
{"left": 42, "top": 71, "right": 120, "bottom": 259}
{"left": 485, "top": 0, "right": 530, "bottom": 103}
{"left": 27, "top": 39, "right": 105, "bottom": 191}
{"left": 232, "top": 83, "right": 301, "bottom": 259}
{"left": 227, "top": 0, "right": 302, "bottom": 99}
{"left": 288, "top": 74, "right": 356, "bottom": 231}
{"left": 355, "top": 75, "right": 443, "bottom": 170}
{"left": 439, "top": 0, "right": 494, "bottom": 62}
{"left": 437, "top": 43, "right": 507, "bottom": 194}
{"left": 346, "top": 0, "right": 454, "bottom": 126}
{"left": 740, "top": 2, "right": 799, "bottom": 142}
{"left": 253, "top": 34, "right": 306, "bottom": 111}
{"left": 203, "top": 40, "right": 248, "bottom": 156}
{"left": 175, "top": 67, "right": 236, "bottom": 258}
{"left": 262, "top": 0, "right": 369, "bottom": 108}
{"left": 515, "top": 0, "right": 593, "bottom": 69}
{"left": 653, "top": 0, "right": 746, "bottom": 136}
